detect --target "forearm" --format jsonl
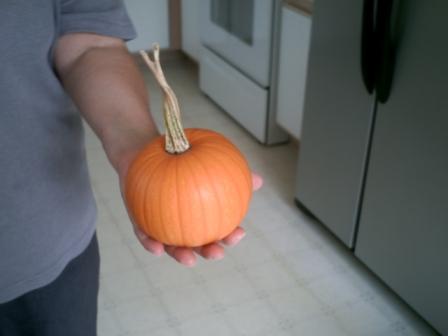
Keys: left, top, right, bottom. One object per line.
{"left": 56, "top": 38, "right": 158, "bottom": 175}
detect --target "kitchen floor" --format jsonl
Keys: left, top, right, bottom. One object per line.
{"left": 85, "top": 57, "right": 437, "bottom": 336}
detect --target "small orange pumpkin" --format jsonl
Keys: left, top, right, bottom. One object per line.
{"left": 125, "top": 45, "right": 252, "bottom": 247}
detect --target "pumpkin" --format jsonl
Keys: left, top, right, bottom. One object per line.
{"left": 125, "top": 44, "right": 252, "bottom": 247}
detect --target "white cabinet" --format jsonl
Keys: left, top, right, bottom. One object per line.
{"left": 181, "top": 0, "right": 201, "bottom": 61}
{"left": 276, "top": 6, "right": 311, "bottom": 140}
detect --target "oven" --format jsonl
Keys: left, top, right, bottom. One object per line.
{"left": 199, "top": 0, "right": 288, "bottom": 144}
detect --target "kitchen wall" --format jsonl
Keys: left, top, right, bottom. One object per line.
{"left": 124, "top": 0, "right": 169, "bottom": 52}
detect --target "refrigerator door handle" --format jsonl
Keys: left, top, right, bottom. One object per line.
{"left": 361, "top": 0, "right": 376, "bottom": 94}
{"left": 376, "top": 0, "right": 397, "bottom": 103}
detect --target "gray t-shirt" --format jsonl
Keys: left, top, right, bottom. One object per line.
{"left": 0, "top": 0, "right": 136, "bottom": 303}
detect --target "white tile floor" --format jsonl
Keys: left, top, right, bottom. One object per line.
{"left": 85, "top": 57, "right": 438, "bottom": 336}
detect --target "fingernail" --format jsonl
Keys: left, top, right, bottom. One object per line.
{"left": 153, "top": 248, "right": 163, "bottom": 256}
{"left": 145, "top": 244, "right": 163, "bottom": 256}
{"left": 182, "top": 256, "right": 196, "bottom": 267}
{"left": 228, "top": 231, "right": 246, "bottom": 246}
{"left": 253, "top": 175, "right": 263, "bottom": 189}
{"left": 184, "top": 259, "right": 195, "bottom": 267}
{"left": 210, "top": 254, "right": 224, "bottom": 260}
{"left": 236, "top": 231, "right": 246, "bottom": 242}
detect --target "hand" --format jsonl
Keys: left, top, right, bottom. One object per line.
{"left": 127, "top": 172, "right": 263, "bottom": 267}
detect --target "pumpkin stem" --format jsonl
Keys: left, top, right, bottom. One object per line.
{"left": 140, "top": 44, "right": 190, "bottom": 154}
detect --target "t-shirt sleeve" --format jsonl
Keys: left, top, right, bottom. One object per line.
{"left": 59, "top": 0, "right": 137, "bottom": 41}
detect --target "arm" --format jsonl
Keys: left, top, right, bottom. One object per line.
{"left": 54, "top": 33, "right": 263, "bottom": 266}
{"left": 54, "top": 33, "right": 158, "bottom": 177}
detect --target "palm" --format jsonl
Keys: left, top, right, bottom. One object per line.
{"left": 128, "top": 173, "right": 263, "bottom": 266}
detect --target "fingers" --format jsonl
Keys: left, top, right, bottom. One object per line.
{"left": 194, "top": 227, "right": 246, "bottom": 261}
{"left": 137, "top": 231, "right": 246, "bottom": 266}
{"left": 165, "top": 243, "right": 225, "bottom": 265}
{"left": 192, "top": 226, "right": 247, "bottom": 261}
{"left": 252, "top": 172, "right": 263, "bottom": 191}
{"left": 221, "top": 227, "right": 246, "bottom": 246}
{"left": 134, "top": 227, "right": 164, "bottom": 256}
{"left": 135, "top": 227, "right": 197, "bottom": 267}
{"left": 194, "top": 243, "right": 225, "bottom": 260}
{"left": 134, "top": 220, "right": 249, "bottom": 266}
{"left": 165, "top": 246, "right": 197, "bottom": 267}
{"left": 166, "top": 226, "right": 247, "bottom": 266}
{"left": 134, "top": 226, "right": 225, "bottom": 266}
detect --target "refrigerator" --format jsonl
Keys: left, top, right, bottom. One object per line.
{"left": 295, "top": 0, "right": 448, "bottom": 334}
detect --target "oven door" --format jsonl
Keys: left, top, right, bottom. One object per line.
{"left": 201, "top": 0, "right": 274, "bottom": 87}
